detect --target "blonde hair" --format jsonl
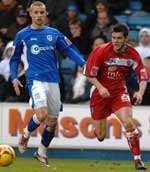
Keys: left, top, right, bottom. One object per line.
{"left": 30, "top": 1, "right": 46, "bottom": 10}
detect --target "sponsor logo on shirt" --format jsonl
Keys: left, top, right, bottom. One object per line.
{"left": 31, "top": 44, "right": 54, "bottom": 55}
{"left": 107, "top": 71, "right": 122, "bottom": 79}
{"left": 108, "top": 66, "right": 117, "bottom": 72}
{"left": 107, "top": 66, "right": 121, "bottom": 79}
{"left": 31, "top": 45, "right": 40, "bottom": 55}
{"left": 105, "top": 58, "right": 137, "bottom": 68}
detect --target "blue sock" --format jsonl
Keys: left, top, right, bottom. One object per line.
{"left": 27, "top": 114, "right": 40, "bottom": 132}
{"left": 41, "top": 125, "right": 55, "bottom": 147}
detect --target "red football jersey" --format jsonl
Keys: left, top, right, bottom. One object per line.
{"left": 85, "top": 42, "right": 147, "bottom": 94}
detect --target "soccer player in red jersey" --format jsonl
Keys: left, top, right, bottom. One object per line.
{"left": 85, "top": 24, "right": 148, "bottom": 170}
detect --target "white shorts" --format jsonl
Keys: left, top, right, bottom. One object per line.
{"left": 29, "top": 80, "right": 61, "bottom": 117}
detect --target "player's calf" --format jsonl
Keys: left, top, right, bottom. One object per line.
{"left": 37, "top": 124, "right": 56, "bottom": 157}
{"left": 18, "top": 114, "right": 41, "bottom": 153}
{"left": 124, "top": 128, "right": 147, "bottom": 170}
{"left": 94, "top": 119, "right": 106, "bottom": 142}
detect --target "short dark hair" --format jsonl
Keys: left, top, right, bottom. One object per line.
{"left": 112, "top": 23, "right": 129, "bottom": 37}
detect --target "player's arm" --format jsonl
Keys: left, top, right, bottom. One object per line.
{"left": 9, "top": 33, "right": 23, "bottom": 96}
{"left": 138, "top": 80, "right": 147, "bottom": 97}
{"left": 56, "top": 32, "right": 85, "bottom": 67}
{"left": 132, "top": 51, "right": 148, "bottom": 104}
{"left": 132, "top": 71, "right": 147, "bottom": 105}
{"left": 87, "top": 77, "right": 110, "bottom": 97}
{"left": 85, "top": 47, "right": 110, "bottom": 97}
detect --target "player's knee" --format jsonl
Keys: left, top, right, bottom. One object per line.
{"left": 123, "top": 118, "right": 140, "bottom": 131}
{"left": 124, "top": 122, "right": 132, "bottom": 131}
{"left": 123, "top": 118, "right": 136, "bottom": 131}
{"left": 37, "top": 114, "right": 47, "bottom": 122}
{"left": 36, "top": 107, "right": 48, "bottom": 122}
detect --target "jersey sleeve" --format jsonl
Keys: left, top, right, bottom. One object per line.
{"left": 132, "top": 50, "right": 148, "bottom": 81}
{"left": 56, "top": 32, "right": 85, "bottom": 67}
{"left": 85, "top": 47, "right": 104, "bottom": 77}
{"left": 9, "top": 33, "right": 23, "bottom": 80}
{"left": 56, "top": 32, "right": 72, "bottom": 51}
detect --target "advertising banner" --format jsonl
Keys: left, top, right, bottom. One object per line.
{"left": 0, "top": 103, "right": 150, "bottom": 150}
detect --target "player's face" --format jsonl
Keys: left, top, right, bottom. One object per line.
{"left": 112, "top": 32, "right": 127, "bottom": 53}
{"left": 29, "top": 5, "right": 47, "bottom": 28}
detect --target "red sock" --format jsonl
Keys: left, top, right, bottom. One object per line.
{"left": 125, "top": 129, "right": 141, "bottom": 157}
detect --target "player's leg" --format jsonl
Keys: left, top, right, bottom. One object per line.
{"left": 116, "top": 107, "right": 146, "bottom": 170}
{"left": 90, "top": 92, "right": 111, "bottom": 142}
{"left": 90, "top": 94, "right": 111, "bottom": 141}
{"left": 94, "top": 118, "right": 107, "bottom": 141}
{"left": 19, "top": 81, "right": 48, "bottom": 153}
{"left": 34, "top": 82, "right": 61, "bottom": 167}
{"left": 34, "top": 116, "right": 57, "bottom": 167}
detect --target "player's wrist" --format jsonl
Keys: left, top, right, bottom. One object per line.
{"left": 12, "top": 78, "right": 18, "bottom": 83}
{"left": 138, "top": 90, "right": 144, "bottom": 97}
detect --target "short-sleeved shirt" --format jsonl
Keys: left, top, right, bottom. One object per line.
{"left": 85, "top": 43, "right": 148, "bottom": 119}
{"left": 85, "top": 42, "right": 147, "bottom": 95}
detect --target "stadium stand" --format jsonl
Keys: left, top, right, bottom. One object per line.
{"left": 0, "top": 0, "right": 150, "bottom": 103}
{"left": 128, "top": 16, "right": 150, "bottom": 29}
{"left": 129, "top": 0, "right": 142, "bottom": 11}
{"left": 114, "top": 15, "right": 128, "bottom": 24}
{"left": 60, "top": 57, "right": 76, "bottom": 100}
{"left": 128, "top": 30, "right": 139, "bottom": 41}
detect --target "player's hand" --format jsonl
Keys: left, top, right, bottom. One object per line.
{"left": 132, "top": 91, "right": 143, "bottom": 105}
{"left": 98, "top": 86, "right": 110, "bottom": 98}
{"left": 12, "top": 79, "right": 23, "bottom": 96}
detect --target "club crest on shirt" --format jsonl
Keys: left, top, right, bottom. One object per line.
{"left": 108, "top": 66, "right": 117, "bottom": 72}
{"left": 90, "top": 66, "right": 99, "bottom": 76}
{"left": 47, "top": 35, "right": 52, "bottom": 41}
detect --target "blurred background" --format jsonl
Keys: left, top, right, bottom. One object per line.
{"left": 0, "top": 1, "right": 150, "bottom": 169}
{"left": 0, "top": 0, "right": 150, "bottom": 104}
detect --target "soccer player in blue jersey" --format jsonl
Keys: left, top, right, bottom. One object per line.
{"left": 10, "top": 1, "right": 85, "bottom": 167}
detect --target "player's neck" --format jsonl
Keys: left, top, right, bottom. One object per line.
{"left": 114, "top": 44, "right": 127, "bottom": 54}
{"left": 31, "top": 23, "right": 44, "bottom": 29}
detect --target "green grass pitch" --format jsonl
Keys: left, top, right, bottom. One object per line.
{"left": 0, "top": 158, "right": 149, "bottom": 172}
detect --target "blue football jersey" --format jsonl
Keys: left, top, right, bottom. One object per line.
{"left": 10, "top": 25, "right": 85, "bottom": 83}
